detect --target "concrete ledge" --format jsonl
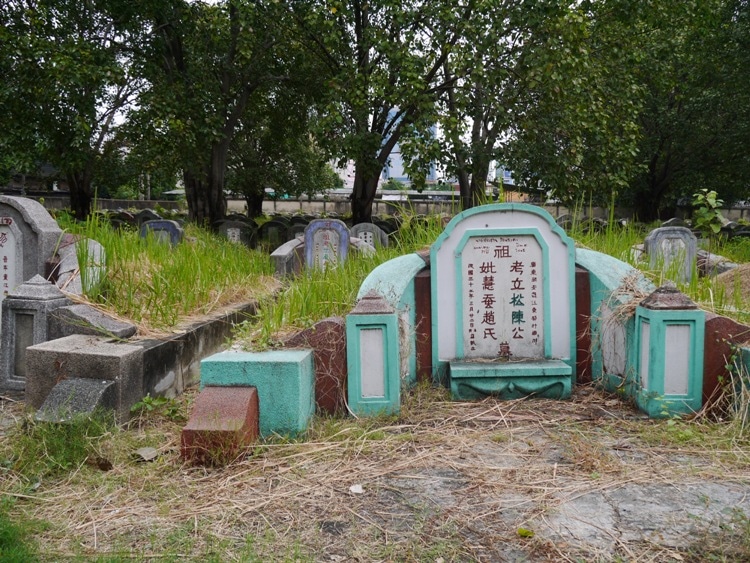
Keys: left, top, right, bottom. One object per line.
{"left": 36, "top": 378, "right": 117, "bottom": 422}
{"left": 181, "top": 386, "right": 259, "bottom": 465}
{"left": 200, "top": 350, "right": 315, "bottom": 437}
{"left": 450, "top": 359, "right": 572, "bottom": 400}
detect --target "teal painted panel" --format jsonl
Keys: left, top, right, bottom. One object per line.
{"left": 200, "top": 350, "right": 314, "bottom": 437}
{"left": 346, "top": 312, "right": 400, "bottom": 416}
{"left": 450, "top": 359, "right": 572, "bottom": 400}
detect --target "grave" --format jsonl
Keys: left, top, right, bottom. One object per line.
{"left": 216, "top": 220, "right": 256, "bottom": 248}
{"left": 430, "top": 203, "right": 576, "bottom": 400}
{"left": 52, "top": 234, "right": 106, "bottom": 295}
{"left": 0, "top": 196, "right": 62, "bottom": 308}
{"left": 643, "top": 226, "right": 697, "bottom": 283}
{"left": 135, "top": 208, "right": 162, "bottom": 226}
{"left": 257, "top": 219, "right": 290, "bottom": 249}
{"left": 304, "top": 219, "right": 350, "bottom": 270}
{"left": 139, "top": 220, "right": 184, "bottom": 246}
{"left": 351, "top": 222, "right": 389, "bottom": 248}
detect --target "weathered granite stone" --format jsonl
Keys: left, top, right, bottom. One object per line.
{"left": 644, "top": 226, "right": 698, "bottom": 283}
{"left": 48, "top": 304, "right": 137, "bottom": 340}
{"left": 36, "top": 378, "right": 117, "bottom": 422}
{"left": 0, "top": 276, "right": 71, "bottom": 392}
{"left": 351, "top": 222, "right": 389, "bottom": 248}
{"left": 54, "top": 235, "right": 106, "bottom": 295}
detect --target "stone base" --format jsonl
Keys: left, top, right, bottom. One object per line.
{"left": 450, "top": 359, "right": 573, "bottom": 401}
{"left": 36, "top": 378, "right": 117, "bottom": 422}
{"left": 181, "top": 386, "right": 259, "bottom": 465}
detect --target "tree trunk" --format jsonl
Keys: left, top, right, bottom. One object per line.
{"left": 184, "top": 142, "right": 229, "bottom": 228}
{"left": 245, "top": 188, "right": 265, "bottom": 218}
{"left": 351, "top": 165, "right": 380, "bottom": 224}
{"left": 66, "top": 170, "right": 93, "bottom": 220}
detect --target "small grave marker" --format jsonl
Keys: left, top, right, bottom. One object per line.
{"left": 139, "top": 220, "right": 184, "bottom": 246}
{"left": 643, "top": 226, "right": 697, "bottom": 283}
{"left": 351, "top": 222, "right": 389, "bottom": 248}
{"left": 304, "top": 219, "right": 350, "bottom": 270}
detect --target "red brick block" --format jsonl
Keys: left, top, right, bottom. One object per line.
{"left": 284, "top": 317, "right": 347, "bottom": 415}
{"left": 703, "top": 314, "right": 750, "bottom": 406}
{"left": 181, "top": 386, "right": 259, "bottom": 465}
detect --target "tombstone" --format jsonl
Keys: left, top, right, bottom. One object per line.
{"left": 51, "top": 234, "right": 106, "bottom": 295}
{"left": 304, "top": 219, "right": 350, "bottom": 270}
{"left": 643, "top": 226, "right": 697, "bottom": 283}
{"left": 287, "top": 223, "right": 307, "bottom": 241}
{"left": 0, "top": 196, "right": 63, "bottom": 308}
{"left": 351, "top": 222, "right": 389, "bottom": 248}
{"left": 661, "top": 217, "right": 687, "bottom": 228}
{"left": 555, "top": 214, "right": 574, "bottom": 230}
{"left": 135, "top": 208, "right": 162, "bottom": 226}
{"left": 216, "top": 220, "right": 256, "bottom": 248}
{"left": 109, "top": 210, "right": 136, "bottom": 230}
{"left": 258, "top": 219, "right": 290, "bottom": 249}
{"left": 431, "top": 203, "right": 576, "bottom": 400}
{"left": 139, "top": 220, "right": 184, "bottom": 246}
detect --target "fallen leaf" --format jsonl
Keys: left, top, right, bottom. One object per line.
{"left": 133, "top": 447, "right": 159, "bottom": 462}
{"left": 517, "top": 527, "right": 535, "bottom": 538}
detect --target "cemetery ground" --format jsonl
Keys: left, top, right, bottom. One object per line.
{"left": 2, "top": 212, "right": 750, "bottom": 561}
{"left": 2, "top": 381, "right": 750, "bottom": 562}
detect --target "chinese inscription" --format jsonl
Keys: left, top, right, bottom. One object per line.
{"left": 311, "top": 223, "right": 341, "bottom": 269}
{"left": 462, "top": 235, "right": 543, "bottom": 358}
{"left": 0, "top": 217, "right": 17, "bottom": 302}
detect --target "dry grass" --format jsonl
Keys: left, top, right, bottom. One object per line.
{"left": 2, "top": 384, "right": 750, "bottom": 562}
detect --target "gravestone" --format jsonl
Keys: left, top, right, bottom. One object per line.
{"left": 135, "top": 208, "right": 162, "bottom": 226}
{"left": 139, "top": 220, "right": 184, "bottom": 246}
{"left": 643, "top": 226, "right": 697, "bottom": 283}
{"left": 304, "top": 219, "right": 350, "bottom": 270}
{"left": 258, "top": 219, "right": 290, "bottom": 249}
{"left": 431, "top": 203, "right": 576, "bottom": 400}
{"left": 287, "top": 223, "right": 307, "bottom": 241}
{"left": 216, "top": 220, "right": 256, "bottom": 248}
{"left": 661, "top": 217, "right": 687, "bottom": 228}
{"left": 351, "top": 222, "right": 389, "bottom": 248}
{"left": 53, "top": 234, "right": 106, "bottom": 295}
{"left": 0, "top": 196, "right": 62, "bottom": 306}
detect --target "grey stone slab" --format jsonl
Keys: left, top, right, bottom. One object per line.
{"left": 36, "top": 378, "right": 117, "bottom": 422}
{"left": 48, "top": 304, "right": 137, "bottom": 340}
{"left": 135, "top": 208, "right": 161, "bottom": 226}
{"left": 216, "top": 220, "right": 256, "bottom": 248}
{"left": 25, "top": 334, "right": 144, "bottom": 422}
{"left": 271, "top": 237, "right": 305, "bottom": 277}
{"left": 54, "top": 237, "right": 106, "bottom": 295}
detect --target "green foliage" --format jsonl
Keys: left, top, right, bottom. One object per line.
{"left": 0, "top": 499, "right": 39, "bottom": 563}
{"left": 4, "top": 411, "right": 115, "bottom": 483}
{"left": 130, "top": 394, "right": 185, "bottom": 422}
{"left": 692, "top": 189, "right": 725, "bottom": 236}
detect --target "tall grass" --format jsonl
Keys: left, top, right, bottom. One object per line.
{"left": 236, "top": 213, "right": 447, "bottom": 349}
{"left": 56, "top": 211, "right": 276, "bottom": 331}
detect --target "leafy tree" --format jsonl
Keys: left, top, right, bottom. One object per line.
{"left": 293, "top": 0, "right": 474, "bottom": 224}
{"left": 134, "top": 0, "right": 302, "bottom": 226}
{"left": 0, "top": 0, "right": 145, "bottom": 219}
{"left": 625, "top": 0, "right": 750, "bottom": 219}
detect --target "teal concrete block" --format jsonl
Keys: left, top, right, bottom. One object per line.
{"left": 200, "top": 350, "right": 314, "bottom": 437}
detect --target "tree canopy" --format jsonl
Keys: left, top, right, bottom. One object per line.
{"left": 1, "top": 0, "right": 748, "bottom": 222}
